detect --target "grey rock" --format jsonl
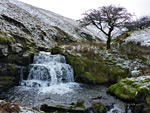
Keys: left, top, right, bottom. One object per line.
{"left": 0, "top": 45, "right": 9, "bottom": 56}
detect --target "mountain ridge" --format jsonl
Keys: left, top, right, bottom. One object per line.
{"left": 0, "top": 0, "right": 105, "bottom": 47}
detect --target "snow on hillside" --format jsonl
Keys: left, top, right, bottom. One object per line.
{"left": 8, "top": 0, "right": 106, "bottom": 41}
{"left": 125, "top": 28, "right": 150, "bottom": 47}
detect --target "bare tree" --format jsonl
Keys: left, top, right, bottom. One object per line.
{"left": 136, "top": 16, "right": 150, "bottom": 29}
{"left": 79, "top": 5, "right": 132, "bottom": 49}
{"left": 125, "top": 16, "right": 150, "bottom": 31}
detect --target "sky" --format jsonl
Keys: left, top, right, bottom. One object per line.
{"left": 18, "top": 0, "right": 150, "bottom": 20}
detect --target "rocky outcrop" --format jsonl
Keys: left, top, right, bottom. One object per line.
{"left": 109, "top": 76, "right": 150, "bottom": 103}
{"left": 51, "top": 46, "right": 130, "bottom": 84}
{"left": 0, "top": 0, "right": 103, "bottom": 45}
{"left": 40, "top": 100, "right": 106, "bottom": 113}
{"left": 108, "top": 76, "right": 150, "bottom": 112}
{"left": 0, "top": 30, "right": 34, "bottom": 92}
{"left": 0, "top": 0, "right": 104, "bottom": 92}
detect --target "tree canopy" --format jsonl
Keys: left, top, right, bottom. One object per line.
{"left": 79, "top": 5, "right": 132, "bottom": 49}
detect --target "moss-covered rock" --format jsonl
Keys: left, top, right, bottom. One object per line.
{"left": 73, "top": 99, "right": 86, "bottom": 110}
{"left": 0, "top": 63, "right": 24, "bottom": 93}
{"left": 50, "top": 46, "right": 130, "bottom": 84}
{"left": 0, "top": 64, "right": 18, "bottom": 76}
{"left": 53, "top": 26, "right": 75, "bottom": 43}
{"left": 91, "top": 102, "right": 106, "bottom": 113}
{"left": 51, "top": 46, "right": 63, "bottom": 54}
{"left": 66, "top": 54, "right": 130, "bottom": 84}
{"left": 0, "top": 76, "right": 16, "bottom": 92}
{"left": 40, "top": 104, "right": 89, "bottom": 113}
{"left": 40, "top": 101, "right": 106, "bottom": 113}
{"left": 108, "top": 76, "right": 150, "bottom": 104}
{"left": 0, "top": 34, "right": 13, "bottom": 45}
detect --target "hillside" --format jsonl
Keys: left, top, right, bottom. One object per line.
{"left": 0, "top": 0, "right": 150, "bottom": 89}
{"left": 0, "top": 0, "right": 150, "bottom": 112}
{"left": 0, "top": 0, "right": 105, "bottom": 91}
{"left": 0, "top": 0, "right": 105, "bottom": 46}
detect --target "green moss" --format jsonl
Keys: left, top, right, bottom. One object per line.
{"left": 0, "top": 76, "right": 16, "bottom": 92}
{"left": 66, "top": 54, "right": 87, "bottom": 75}
{"left": 73, "top": 102, "right": 86, "bottom": 109}
{"left": 8, "top": 64, "right": 17, "bottom": 76}
{"left": 51, "top": 46, "right": 63, "bottom": 54}
{"left": 0, "top": 35, "right": 12, "bottom": 44}
{"left": 0, "top": 64, "right": 18, "bottom": 78}
{"left": 40, "top": 104, "right": 48, "bottom": 111}
{"left": 146, "top": 96, "right": 150, "bottom": 105}
{"left": 109, "top": 76, "right": 150, "bottom": 104}
{"left": 66, "top": 54, "right": 120, "bottom": 83}
{"left": 50, "top": 46, "right": 130, "bottom": 84}
{"left": 56, "top": 105, "right": 64, "bottom": 108}
{"left": 92, "top": 102, "right": 106, "bottom": 113}
{"left": 0, "top": 76, "right": 15, "bottom": 81}
{"left": 53, "top": 26, "right": 74, "bottom": 42}
{"left": 25, "top": 47, "right": 37, "bottom": 54}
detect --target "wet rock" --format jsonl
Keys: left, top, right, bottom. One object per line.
{"left": 90, "top": 96, "right": 102, "bottom": 100}
{"left": 0, "top": 45, "right": 9, "bottom": 57}
{"left": 0, "top": 76, "right": 16, "bottom": 92}
{"left": 40, "top": 104, "right": 90, "bottom": 113}
{"left": 11, "top": 43, "right": 23, "bottom": 53}
{"left": 0, "top": 63, "right": 29, "bottom": 92}
{"left": 50, "top": 46, "right": 130, "bottom": 84}
{"left": 91, "top": 102, "right": 106, "bottom": 113}
{"left": 40, "top": 98, "right": 107, "bottom": 113}
{"left": 108, "top": 76, "right": 150, "bottom": 112}
{"left": 0, "top": 63, "right": 19, "bottom": 77}
{"left": 143, "top": 106, "right": 150, "bottom": 113}
{"left": 129, "top": 103, "right": 145, "bottom": 113}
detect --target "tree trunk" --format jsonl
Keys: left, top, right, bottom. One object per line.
{"left": 106, "top": 35, "right": 111, "bottom": 49}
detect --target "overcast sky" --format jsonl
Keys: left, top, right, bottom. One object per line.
{"left": 19, "top": 0, "right": 150, "bottom": 20}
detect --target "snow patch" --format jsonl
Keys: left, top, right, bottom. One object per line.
{"left": 125, "top": 28, "right": 150, "bottom": 47}
{"left": 8, "top": 0, "right": 105, "bottom": 41}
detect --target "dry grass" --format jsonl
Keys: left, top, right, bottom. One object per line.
{"left": 0, "top": 101, "right": 20, "bottom": 113}
{"left": 58, "top": 41, "right": 106, "bottom": 48}
{"left": 59, "top": 42, "right": 106, "bottom": 61}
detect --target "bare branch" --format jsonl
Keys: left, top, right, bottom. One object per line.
{"left": 79, "top": 5, "right": 132, "bottom": 49}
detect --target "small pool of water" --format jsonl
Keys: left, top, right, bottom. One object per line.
{"left": 0, "top": 82, "right": 131, "bottom": 113}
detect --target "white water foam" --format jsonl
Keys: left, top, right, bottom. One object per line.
{"left": 39, "top": 82, "right": 79, "bottom": 95}
{"left": 107, "top": 105, "right": 124, "bottom": 113}
{"left": 21, "top": 52, "right": 77, "bottom": 95}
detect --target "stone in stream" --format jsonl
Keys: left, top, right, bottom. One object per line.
{"left": 40, "top": 100, "right": 107, "bottom": 113}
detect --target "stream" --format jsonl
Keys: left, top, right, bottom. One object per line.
{"left": 0, "top": 83, "right": 131, "bottom": 113}
{"left": 0, "top": 52, "right": 132, "bottom": 113}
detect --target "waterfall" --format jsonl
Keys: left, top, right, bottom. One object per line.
{"left": 21, "top": 52, "right": 74, "bottom": 87}
{"left": 20, "top": 67, "right": 24, "bottom": 82}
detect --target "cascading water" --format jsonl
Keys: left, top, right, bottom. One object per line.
{"left": 21, "top": 52, "right": 74, "bottom": 88}
{"left": 0, "top": 52, "right": 133, "bottom": 113}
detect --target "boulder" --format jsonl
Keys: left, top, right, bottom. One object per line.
{"left": 40, "top": 99, "right": 106, "bottom": 113}
{"left": 0, "top": 45, "right": 9, "bottom": 57}
{"left": 108, "top": 76, "right": 150, "bottom": 104}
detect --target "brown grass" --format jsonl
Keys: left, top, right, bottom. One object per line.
{"left": 0, "top": 101, "right": 20, "bottom": 113}
{"left": 58, "top": 41, "right": 106, "bottom": 48}
{"left": 60, "top": 42, "right": 105, "bottom": 61}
